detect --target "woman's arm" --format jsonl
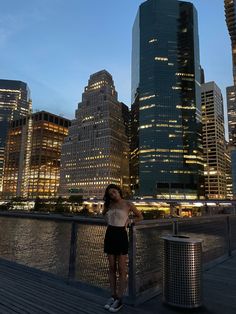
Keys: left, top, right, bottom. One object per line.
{"left": 128, "top": 202, "right": 143, "bottom": 224}
{"left": 102, "top": 204, "right": 109, "bottom": 216}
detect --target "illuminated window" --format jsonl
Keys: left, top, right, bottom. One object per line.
{"left": 149, "top": 38, "right": 157, "bottom": 43}
{"left": 139, "top": 94, "right": 156, "bottom": 101}
{"left": 155, "top": 57, "right": 168, "bottom": 61}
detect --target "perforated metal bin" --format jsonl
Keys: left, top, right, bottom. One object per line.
{"left": 162, "top": 235, "right": 203, "bottom": 309}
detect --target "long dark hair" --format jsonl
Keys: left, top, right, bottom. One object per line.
{"left": 102, "top": 184, "right": 123, "bottom": 214}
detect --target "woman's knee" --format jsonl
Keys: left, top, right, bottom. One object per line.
{"left": 118, "top": 265, "right": 127, "bottom": 278}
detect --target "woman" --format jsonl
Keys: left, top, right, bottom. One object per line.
{"left": 102, "top": 184, "right": 143, "bottom": 312}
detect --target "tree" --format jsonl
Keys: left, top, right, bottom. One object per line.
{"left": 68, "top": 195, "right": 83, "bottom": 205}
{"left": 34, "top": 197, "right": 42, "bottom": 211}
{"left": 55, "top": 197, "right": 69, "bottom": 213}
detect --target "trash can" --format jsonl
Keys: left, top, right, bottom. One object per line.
{"left": 162, "top": 235, "right": 203, "bottom": 309}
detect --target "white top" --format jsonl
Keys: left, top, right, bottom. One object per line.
{"left": 105, "top": 208, "right": 129, "bottom": 227}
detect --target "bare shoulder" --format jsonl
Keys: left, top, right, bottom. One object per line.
{"left": 125, "top": 201, "right": 136, "bottom": 211}
{"left": 125, "top": 201, "right": 143, "bottom": 220}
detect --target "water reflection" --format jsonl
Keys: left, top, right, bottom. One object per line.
{"left": 75, "top": 224, "right": 108, "bottom": 289}
{"left": 0, "top": 218, "right": 71, "bottom": 276}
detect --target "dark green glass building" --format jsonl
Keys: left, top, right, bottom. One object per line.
{"left": 131, "top": 0, "right": 204, "bottom": 199}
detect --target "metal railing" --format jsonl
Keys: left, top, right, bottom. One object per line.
{"left": 128, "top": 215, "right": 236, "bottom": 305}
{"left": 0, "top": 211, "right": 235, "bottom": 305}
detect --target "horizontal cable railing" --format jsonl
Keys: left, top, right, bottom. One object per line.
{"left": 0, "top": 212, "right": 235, "bottom": 304}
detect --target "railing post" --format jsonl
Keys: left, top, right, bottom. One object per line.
{"left": 68, "top": 221, "right": 78, "bottom": 280}
{"left": 172, "top": 219, "right": 179, "bottom": 236}
{"left": 226, "top": 216, "right": 232, "bottom": 257}
{"left": 128, "top": 224, "right": 137, "bottom": 303}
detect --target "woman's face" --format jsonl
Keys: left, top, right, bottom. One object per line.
{"left": 108, "top": 188, "right": 121, "bottom": 202}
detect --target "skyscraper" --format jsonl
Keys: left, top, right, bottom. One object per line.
{"left": 225, "top": 0, "right": 236, "bottom": 143}
{"left": 201, "top": 82, "right": 227, "bottom": 199}
{"left": 227, "top": 86, "right": 236, "bottom": 144}
{"left": 131, "top": 0, "right": 204, "bottom": 199}
{"left": 59, "top": 70, "right": 130, "bottom": 199}
{"left": 2, "top": 111, "right": 70, "bottom": 199}
{"left": 225, "top": 1, "right": 236, "bottom": 196}
{"left": 225, "top": 0, "right": 236, "bottom": 85}
{"left": 225, "top": 144, "right": 233, "bottom": 199}
{"left": 0, "top": 80, "right": 31, "bottom": 193}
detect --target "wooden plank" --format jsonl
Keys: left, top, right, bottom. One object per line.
{"left": 0, "top": 269, "right": 105, "bottom": 310}
{"left": 0, "top": 300, "right": 25, "bottom": 314}
{"left": 0, "top": 287, "right": 62, "bottom": 314}
{"left": 0, "top": 263, "right": 107, "bottom": 306}
{"left": 0, "top": 289, "right": 45, "bottom": 314}
{"left": 0, "top": 264, "right": 108, "bottom": 313}
{"left": 0, "top": 277, "right": 102, "bottom": 314}
{"left": 0, "top": 259, "right": 149, "bottom": 314}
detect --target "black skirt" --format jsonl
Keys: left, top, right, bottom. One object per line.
{"left": 104, "top": 225, "right": 129, "bottom": 255}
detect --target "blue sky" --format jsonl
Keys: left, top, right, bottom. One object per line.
{"left": 0, "top": 0, "right": 232, "bottom": 121}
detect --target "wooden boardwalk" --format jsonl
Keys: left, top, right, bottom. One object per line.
{"left": 0, "top": 255, "right": 236, "bottom": 314}
{"left": 0, "top": 259, "right": 145, "bottom": 314}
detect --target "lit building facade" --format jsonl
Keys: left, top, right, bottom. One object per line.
{"left": 59, "top": 70, "right": 130, "bottom": 199}
{"left": 225, "top": 0, "right": 236, "bottom": 85}
{"left": 227, "top": 86, "right": 236, "bottom": 145}
{"left": 201, "top": 82, "right": 227, "bottom": 199}
{"left": 226, "top": 86, "right": 236, "bottom": 196}
{"left": 225, "top": 1, "right": 236, "bottom": 197}
{"left": 231, "top": 148, "right": 236, "bottom": 197}
{"left": 131, "top": 0, "right": 204, "bottom": 199}
{"left": 2, "top": 111, "right": 70, "bottom": 199}
{"left": 225, "top": 144, "right": 233, "bottom": 199}
{"left": 0, "top": 80, "right": 31, "bottom": 193}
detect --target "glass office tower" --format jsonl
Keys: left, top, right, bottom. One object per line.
{"left": 0, "top": 80, "right": 31, "bottom": 194}
{"left": 225, "top": 1, "right": 236, "bottom": 197}
{"left": 131, "top": 0, "right": 204, "bottom": 199}
{"left": 225, "top": 0, "right": 236, "bottom": 85}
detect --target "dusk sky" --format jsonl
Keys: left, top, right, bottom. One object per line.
{"left": 0, "top": 0, "right": 232, "bottom": 123}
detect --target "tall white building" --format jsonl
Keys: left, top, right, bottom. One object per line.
{"left": 59, "top": 70, "right": 130, "bottom": 199}
{"left": 201, "top": 82, "right": 227, "bottom": 199}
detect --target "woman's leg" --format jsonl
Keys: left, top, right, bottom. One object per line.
{"left": 107, "top": 254, "right": 117, "bottom": 298}
{"left": 117, "top": 254, "right": 128, "bottom": 299}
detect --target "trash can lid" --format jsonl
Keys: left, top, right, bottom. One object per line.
{"left": 161, "top": 235, "right": 203, "bottom": 243}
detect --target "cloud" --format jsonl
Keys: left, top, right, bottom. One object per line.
{"left": 0, "top": 12, "right": 30, "bottom": 48}
{"left": 0, "top": 29, "right": 10, "bottom": 46}
{"left": 0, "top": 14, "right": 17, "bottom": 46}
{"left": 0, "top": 7, "right": 46, "bottom": 47}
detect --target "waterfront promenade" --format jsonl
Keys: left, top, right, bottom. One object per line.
{"left": 0, "top": 254, "right": 235, "bottom": 313}
{"left": 140, "top": 254, "right": 236, "bottom": 314}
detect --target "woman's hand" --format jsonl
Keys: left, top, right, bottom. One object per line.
{"left": 125, "top": 218, "right": 134, "bottom": 228}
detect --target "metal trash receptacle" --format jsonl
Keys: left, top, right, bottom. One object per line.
{"left": 162, "top": 235, "right": 203, "bottom": 309}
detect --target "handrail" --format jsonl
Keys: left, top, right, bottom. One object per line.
{"left": 0, "top": 210, "right": 233, "bottom": 224}
{"left": 0, "top": 211, "right": 106, "bottom": 225}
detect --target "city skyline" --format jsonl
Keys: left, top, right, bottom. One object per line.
{"left": 0, "top": 0, "right": 232, "bottom": 123}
